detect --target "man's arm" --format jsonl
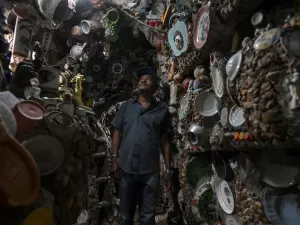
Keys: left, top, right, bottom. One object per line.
{"left": 112, "top": 129, "right": 122, "bottom": 157}
{"left": 160, "top": 109, "right": 171, "bottom": 170}
{"left": 111, "top": 101, "right": 127, "bottom": 158}
{"left": 161, "top": 133, "right": 171, "bottom": 170}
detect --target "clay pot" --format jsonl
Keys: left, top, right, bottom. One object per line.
{"left": 12, "top": 100, "right": 45, "bottom": 135}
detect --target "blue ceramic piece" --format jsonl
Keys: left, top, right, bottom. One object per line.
{"left": 168, "top": 21, "right": 188, "bottom": 56}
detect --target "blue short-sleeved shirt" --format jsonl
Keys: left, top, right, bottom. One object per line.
{"left": 111, "top": 98, "right": 170, "bottom": 174}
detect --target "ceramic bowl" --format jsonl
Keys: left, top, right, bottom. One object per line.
{"left": 229, "top": 105, "right": 245, "bottom": 128}
{"left": 194, "top": 92, "right": 218, "bottom": 117}
{"left": 226, "top": 50, "right": 242, "bottom": 82}
{"left": 251, "top": 12, "right": 266, "bottom": 28}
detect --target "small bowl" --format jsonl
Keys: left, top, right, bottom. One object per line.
{"left": 229, "top": 105, "right": 245, "bottom": 128}
{"left": 251, "top": 12, "right": 266, "bottom": 28}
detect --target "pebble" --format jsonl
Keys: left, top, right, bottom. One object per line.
{"left": 243, "top": 102, "right": 253, "bottom": 109}
{"left": 261, "top": 82, "right": 272, "bottom": 92}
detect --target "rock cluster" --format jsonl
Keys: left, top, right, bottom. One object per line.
{"left": 235, "top": 177, "right": 270, "bottom": 225}
{"left": 234, "top": 41, "right": 289, "bottom": 142}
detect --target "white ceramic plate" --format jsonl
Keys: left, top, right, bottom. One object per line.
{"left": 215, "top": 179, "right": 234, "bottom": 214}
{"left": 226, "top": 50, "right": 242, "bottom": 82}
{"left": 194, "top": 92, "right": 218, "bottom": 117}
{"left": 229, "top": 105, "right": 245, "bottom": 127}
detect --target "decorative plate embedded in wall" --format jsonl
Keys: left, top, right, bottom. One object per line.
{"left": 168, "top": 21, "right": 188, "bottom": 56}
{"left": 193, "top": 6, "right": 210, "bottom": 49}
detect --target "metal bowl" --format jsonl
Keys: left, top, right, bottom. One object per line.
{"left": 187, "top": 124, "right": 205, "bottom": 146}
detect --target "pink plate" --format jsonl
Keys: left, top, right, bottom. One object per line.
{"left": 193, "top": 6, "right": 210, "bottom": 49}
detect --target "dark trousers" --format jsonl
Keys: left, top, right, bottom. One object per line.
{"left": 119, "top": 169, "right": 160, "bottom": 225}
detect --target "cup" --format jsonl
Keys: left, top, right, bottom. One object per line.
{"left": 80, "top": 20, "right": 102, "bottom": 34}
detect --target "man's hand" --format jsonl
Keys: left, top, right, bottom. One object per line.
{"left": 162, "top": 171, "right": 172, "bottom": 192}
{"left": 110, "top": 159, "right": 119, "bottom": 181}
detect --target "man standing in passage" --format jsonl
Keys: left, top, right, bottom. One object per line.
{"left": 111, "top": 66, "right": 172, "bottom": 225}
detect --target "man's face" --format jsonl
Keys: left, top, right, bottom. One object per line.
{"left": 138, "top": 74, "right": 153, "bottom": 92}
